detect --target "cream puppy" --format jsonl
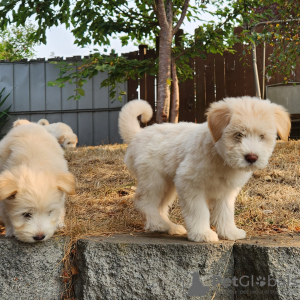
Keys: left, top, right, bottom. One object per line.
{"left": 118, "top": 97, "right": 291, "bottom": 242}
{"left": 38, "top": 119, "right": 78, "bottom": 149}
{"left": 12, "top": 119, "right": 31, "bottom": 127}
{"left": 0, "top": 123, "right": 75, "bottom": 243}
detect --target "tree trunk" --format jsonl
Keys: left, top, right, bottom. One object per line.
{"left": 170, "top": 57, "right": 179, "bottom": 123}
{"left": 154, "top": 0, "right": 189, "bottom": 123}
{"left": 155, "top": 0, "right": 173, "bottom": 123}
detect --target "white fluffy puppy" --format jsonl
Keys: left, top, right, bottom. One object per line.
{"left": 0, "top": 123, "right": 75, "bottom": 243}
{"left": 12, "top": 119, "right": 31, "bottom": 127}
{"left": 119, "top": 97, "right": 291, "bottom": 242}
{"left": 38, "top": 119, "right": 78, "bottom": 149}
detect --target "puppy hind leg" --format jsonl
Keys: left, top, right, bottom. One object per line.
{"left": 160, "top": 184, "right": 187, "bottom": 235}
{"left": 134, "top": 180, "right": 173, "bottom": 233}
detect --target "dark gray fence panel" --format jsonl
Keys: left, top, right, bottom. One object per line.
{"left": 14, "top": 64, "right": 30, "bottom": 111}
{"left": 78, "top": 112, "right": 93, "bottom": 146}
{"left": 0, "top": 63, "right": 14, "bottom": 110}
{"left": 0, "top": 59, "right": 127, "bottom": 146}
{"left": 94, "top": 112, "right": 109, "bottom": 145}
{"left": 30, "top": 62, "right": 46, "bottom": 111}
{"left": 62, "top": 113, "right": 78, "bottom": 136}
{"left": 45, "top": 63, "right": 62, "bottom": 111}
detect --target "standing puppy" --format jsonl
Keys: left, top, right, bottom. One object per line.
{"left": 0, "top": 123, "right": 75, "bottom": 242}
{"left": 119, "top": 97, "right": 290, "bottom": 242}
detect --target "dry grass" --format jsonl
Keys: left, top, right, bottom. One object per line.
{"left": 60, "top": 140, "right": 300, "bottom": 242}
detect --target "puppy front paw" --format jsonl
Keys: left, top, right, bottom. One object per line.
{"left": 56, "top": 222, "right": 65, "bottom": 230}
{"left": 168, "top": 224, "right": 187, "bottom": 235}
{"left": 218, "top": 227, "right": 246, "bottom": 241}
{"left": 188, "top": 229, "right": 219, "bottom": 242}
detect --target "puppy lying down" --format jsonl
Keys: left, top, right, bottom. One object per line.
{"left": 13, "top": 119, "right": 78, "bottom": 149}
{"left": 119, "top": 97, "right": 291, "bottom": 242}
{"left": 0, "top": 123, "right": 75, "bottom": 242}
{"left": 38, "top": 119, "right": 78, "bottom": 149}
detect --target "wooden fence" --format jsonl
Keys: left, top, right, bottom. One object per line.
{"left": 126, "top": 28, "right": 300, "bottom": 138}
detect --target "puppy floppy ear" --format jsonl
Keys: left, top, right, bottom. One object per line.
{"left": 58, "top": 135, "right": 66, "bottom": 145}
{"left": 0, "top": 170, "right": 18, "bottom": 201}
{"left": 273, "top": 104, "right": 291, "bottom": 141}
{"left": 57, "top": 172, "right": 76, "bottom": 195}
{"left": 206, "top": 101, "right": 231, "bottom": 142}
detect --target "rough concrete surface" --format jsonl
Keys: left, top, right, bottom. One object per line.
{"left": 234, "top": 234, "right": 300, "bottom": 300}
{"left": 0, "top": 236, "right": 67, "bottom": 300}
{"left": 75, "top": 233, "right": 300, "bottom": 300}
{"left": 75, "top": 233, "right": 236, "bottom": 300}
{"left": 0, "top": 233, "right": 299, "bottom": 300}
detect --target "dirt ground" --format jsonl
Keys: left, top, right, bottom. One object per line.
{"left": 61, "top": 140, "right": 300, "bottom": 241}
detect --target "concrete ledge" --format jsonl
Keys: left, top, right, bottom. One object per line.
{"left": 234, "top": 235, "right": 300, "bottom": 300}
{"left": 0, "top": 236, "right": 67, "bottom": 300}
{"left": 75, "top": 234, "right": 235, "bottom": 300}
{"left": 0, "top": 234, "right": 299, "bottom": 299}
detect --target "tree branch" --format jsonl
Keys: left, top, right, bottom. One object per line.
{"left": 173, "top": 0, "right": 190, "bottom": 35}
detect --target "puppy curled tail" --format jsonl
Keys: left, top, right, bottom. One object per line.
{"left": 118, "top": 99, "right": 153, "bottom": 144}
{"left": 37, "top": 119, "right": 49, "bottom": 126}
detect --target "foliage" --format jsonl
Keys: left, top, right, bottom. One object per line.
{"left": 0, "top": 22, "right": 37, "bottom": 61}
{"left": 48, "top": 52, "right": 157, "bottom": 101}
{"left": 0, "top": 0, "right": 299, "bottom": 103}
{"left": 238, "top": 0, "right": 300, "bottom": 83}
{"left": 0, "top": 88, "right": 11, "bottom": 138}
{"left": 0, "top": 0, "right": 247, "bottom": 102}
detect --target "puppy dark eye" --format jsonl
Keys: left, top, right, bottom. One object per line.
{"left": 260, "top": 134, "right": 265, "bottom": 140}
{"left": 48, "top": 210, "right": 53, "bottom": 216}
{"left": 22, "top": 212, "right": 32, "bottom": 219}
{"left": 234, "top": 132, "right": 245, "bottom": 140}
{"left": 7, "top": 193, "right": 16, "bottom": 200}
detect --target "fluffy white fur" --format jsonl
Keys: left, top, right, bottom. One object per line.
{"left": 0, "top": 123, "right": 75, "bottom": 243}
{"left": 37, "top": 119, "right": 78, "bottom": 149}
{"left": 118, "top": 97, "right": 291, "bottom": 242}
{"left": 13, "top": 119, "right": 31, "bottom": 127}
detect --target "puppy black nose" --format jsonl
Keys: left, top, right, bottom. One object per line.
{"left": 33, "top": 234, "right": 45, "bottom": 241}
{"left": 245, "top": 154, "right": 258, "bottom": 164}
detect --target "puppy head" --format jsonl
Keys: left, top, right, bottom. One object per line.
{"left": 0, "top": 167, "right": 75, "bottom": 243}
{"left": 13, "top": 119, "right": 30, "bottom": 127}
{"left": 206, "top": 97, "right": 291, "bottom": 171}
{"left": 58, "top": 133, "right": 78, "bottom": 149}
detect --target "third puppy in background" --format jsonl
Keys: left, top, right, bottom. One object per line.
{"left": 38, "top": 119, "right": 78, "bottom": 149}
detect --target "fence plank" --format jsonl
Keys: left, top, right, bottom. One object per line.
{"left": 195, "top": 56, "right": 206, "bottom": 123}
{"left": 179, "top": 59, "right": 195, "bottom": 122}
{"left": 62, "top": 113, "right": 78, "bottom": 136}
{"left": 215, "top": 54, "right": 225, "bottom": 101}
{"left": 93, "top": 72, "right": 109, "bottom": 109}
{"left": 244, "top": 51, "right": 255, "bottom": 96}
{"left": 125, "top": 51, "right": 139, "bottom": 101}
{"left": 109, "top": 111, "right": 122, "bottom": 143}
{"left": 45, "top": 62, "right": 61, "bottom": 110}
{"left": 78, "top": 112, "right": 93, "bottom": 146}
{"left": 0, "top": 63, "right": 14, "bottom": 110}
{"left": 93, "top": 111, "right": 109, "bottom": 145}
{"left": 30, "top": 62, "right": 46, "bottom": 111}
{"left": 205, "top": 53, "right": 216, "bottom": 106}
{"left": 14, "top": 64, "right": 30, "bottom": 111}
{"left": 225, "top": 51, "right": 236, "bottom": 97}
